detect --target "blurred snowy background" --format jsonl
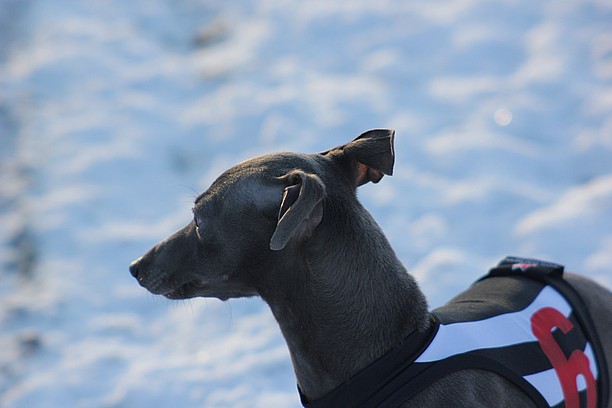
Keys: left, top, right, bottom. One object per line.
{"left": 1, "top": 0, "right": 611, "bottom": 406}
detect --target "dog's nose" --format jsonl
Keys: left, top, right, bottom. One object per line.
{"left": 129, "top": 257, "right": 142, "bottom": 279}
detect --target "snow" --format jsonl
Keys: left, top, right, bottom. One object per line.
{"left": 1, "top": 0, "right": 611, "bottom": 406}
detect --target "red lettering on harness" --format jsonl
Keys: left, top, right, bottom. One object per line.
{"left": 531, "top": 307, "right": 597, "bottom": 408}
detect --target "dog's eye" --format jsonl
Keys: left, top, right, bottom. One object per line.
{"left": 194, "top": 218, "right": 203, "bottom": 238}
{"left": 192, "top": 209, "right": 202, "bottom": 232}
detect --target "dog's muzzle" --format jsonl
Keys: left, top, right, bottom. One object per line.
{"left": 129, "top": 257, "right": 143, "bottom": 280}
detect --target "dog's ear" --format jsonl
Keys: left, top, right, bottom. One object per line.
{"left": 270, "top": 170, "right": 326, "bottom": 251}
{"left": 324, "top": 129, "right": 395, "bottom": 187}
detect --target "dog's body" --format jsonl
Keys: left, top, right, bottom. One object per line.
{"left": 130, "top": 130, "right": 612, "bottom": 407}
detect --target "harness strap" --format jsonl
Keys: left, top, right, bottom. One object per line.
{"left": 299, "top": 323, "right": 436, "bottom": 408}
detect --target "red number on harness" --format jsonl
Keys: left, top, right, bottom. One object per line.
{"left": 531, "top": 307, "right": 597, "bottom": 408}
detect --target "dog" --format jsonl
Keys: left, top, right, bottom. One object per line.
{"left": 129, "top": 129, "right": 612, "bottom": 407}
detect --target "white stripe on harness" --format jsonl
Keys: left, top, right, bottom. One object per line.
{"left": 416, "top": 286, "right": 570, "bottom": 362}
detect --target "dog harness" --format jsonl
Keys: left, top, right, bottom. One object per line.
{"left": 300, "top": 257, "right": 609, "bottom": 408}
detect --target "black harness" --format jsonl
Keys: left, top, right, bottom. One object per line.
{"left": 300, "top": 257, "right": 609, "bottom": 408}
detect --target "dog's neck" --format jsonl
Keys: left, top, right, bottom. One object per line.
{"left": 258, "top": 201, "right": 430, "bottom": 401}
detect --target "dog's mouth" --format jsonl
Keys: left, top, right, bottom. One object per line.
{"left": 162, "top": 280, "right": 208, "bottom": 300}
{"left": 160, "top": 279, "right": 253, "bottom": 302}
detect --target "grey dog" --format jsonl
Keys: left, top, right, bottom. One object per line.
{"left": 130, "top": 130, "right": 611, "bottom": 407}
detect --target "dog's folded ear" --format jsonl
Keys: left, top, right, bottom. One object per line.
{"left": 270, "top": 170, "right": 326, "bottom": 251}
{"left": 324, "top": 129, "right": 395, "bottom": 186}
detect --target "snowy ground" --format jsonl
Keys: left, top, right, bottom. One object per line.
{"left": 1, "top": 0, "right": 611, "bottom": 407}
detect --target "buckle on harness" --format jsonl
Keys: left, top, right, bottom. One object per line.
{"left": 489, "top": 256, "right": 564, "bottom": 278}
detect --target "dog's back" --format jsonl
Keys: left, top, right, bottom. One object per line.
{"left": 406, "top": 264, "right": 612, "bottom": 408}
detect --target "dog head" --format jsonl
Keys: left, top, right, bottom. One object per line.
{"left": 129, "top": 129, "right": 395, "bottom": 300}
